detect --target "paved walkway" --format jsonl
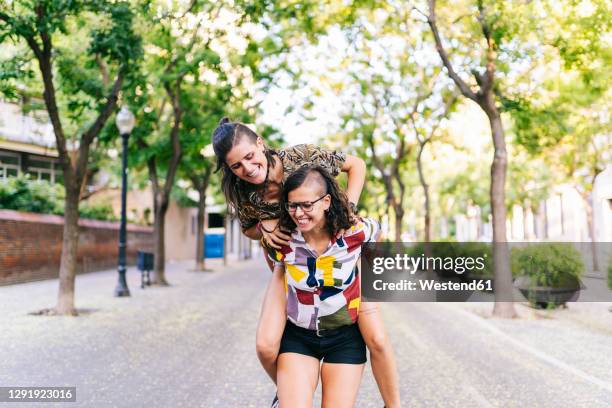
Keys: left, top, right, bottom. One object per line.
{"left": 1, "top": 259, "right": 611, "bottom": 407}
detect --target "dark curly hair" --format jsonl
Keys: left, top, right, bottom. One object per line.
{"left": 279, "top": 165, "right": 355, "bottom": 236}
{"left": 212, "top": 117, "right": 278, "bottom": 210}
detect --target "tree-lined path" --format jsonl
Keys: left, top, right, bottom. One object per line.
{"left": 1, "top": 259, "right": 611, "bottom": 407}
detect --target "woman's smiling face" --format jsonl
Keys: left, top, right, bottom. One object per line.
{"left": 224, "top": 136, "right": 268, "bottom": 185}
{"left": 287, "top": 182, "right": 330, "bottom": 233}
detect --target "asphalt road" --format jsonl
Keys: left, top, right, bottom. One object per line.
{"left": 1, "top": 258, "right": 611, "bottom": 407}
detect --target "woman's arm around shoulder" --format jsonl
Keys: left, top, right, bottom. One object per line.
{"left": 341, "top": 154, "right": 366, "bottom": 205}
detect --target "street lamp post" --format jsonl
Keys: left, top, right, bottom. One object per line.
{"left": 114, "top": 106, "right": 135, "bottom": 297}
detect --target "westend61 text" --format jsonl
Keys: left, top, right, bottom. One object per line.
{"left": 372, "top": 254, "right": 486, "bottom": 275}
{"left": 372, "top": 279, "right": 493, "bottom": 292}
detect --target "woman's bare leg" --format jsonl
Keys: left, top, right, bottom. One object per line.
{"left": 256, "top": 264, "right": 286, "bottom": 384}
{"left": 320, "top": 362, "right": 365, "bottom": 408}
{"left": 277, "top": 353, "right": 320, "bottom": 408}
{"left": 358, "top": 302, "right": 401, "bottom": 407}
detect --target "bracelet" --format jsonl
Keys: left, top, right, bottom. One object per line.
{"left": 349, "top": 202, "right": 358, "bottom": 214}
{"left": 259, "top": 220, "right": 279, "bottom": 233}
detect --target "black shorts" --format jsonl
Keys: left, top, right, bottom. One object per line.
{"left": 279, "top": 321, "right": 367, "bottom": 364}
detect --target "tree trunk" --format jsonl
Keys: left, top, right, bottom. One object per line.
{"left": 427, "top": 0, "right": 515, "bottom": 317}
{"left": 522, "top": 201, "right": 529, "bottom": 241}
{"left": 581, "top": 192, "right": 600, "bottom": 272}
{"left": 152, "top": 191, "right": 169, "bottom": 285}
{"left": 195, "top": 182, "right": 207, "bottom": 271}
{"left": 487, "top": 106, "right": 516, "bottom": 318}
{"left": 417, "top": 143, "right": 433, "bottom": 268}
{"left": 422, "top": 185, "right": 432, "bottom": 243}
{"left": 416, "top": 144, "right": 432, "bottom": 236}
{"left": 394, "top": 205, "right": 404, "bottom": 242}
{"left": 20, "top": 6, "right": 122, "bottom": 317}
{"left": 56, "top": 185, "right": 80, "bottom": 316}
{"left": 384, "top": 202, "right": 391, "bottom": 237}
{"left": 380, "top": 174, "right": 401, "bottom": 242}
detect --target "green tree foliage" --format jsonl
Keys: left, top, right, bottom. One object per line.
{"left": 507, "top": 0, "right": 610, "bottom": 269}
{"left": 265, "top": 4, "right": 460, "bottom": 242}
{"left": 118, "top": 1, "right": 225, "bottom": 283}
{"left": 112, "top": 0, "right": 283, "bottom": 277}
{"left": 176, "top": 1, "right": 285, "bottom": 270}
{"left": 503, "top": 0, "right": 610, "bottom": 182}
{"left": 0, "top": 0, "right": 142, "bottom": 315}
{"left": 417, "top": 0, "right": 556, "bottom": 317}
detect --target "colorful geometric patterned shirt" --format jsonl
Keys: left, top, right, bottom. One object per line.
{"left": 267, "top": 217, "right": 380, "bottom": 331}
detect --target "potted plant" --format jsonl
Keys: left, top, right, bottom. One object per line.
{"left": 511, "top": 243, "right": 584, "bottom": 308}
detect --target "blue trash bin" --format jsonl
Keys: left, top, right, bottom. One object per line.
{"left": 205, "top": 234, "right": 224, "bottom": 258}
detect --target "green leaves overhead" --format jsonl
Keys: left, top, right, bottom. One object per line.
{"left": 108, "top": 0, "right": 282, "bottom": 210}
{"left": 506, "top": 96, "right": 570, "bottom": 154}
{"left": 88, "top": 1, "right": 143, "bottom": 67}
{"left": 549, "top": 0, "right": 610, "bottom": 75}
{"left": 1, "top": 0, "right": 607, "bottom": 236}
{"left": 0, "top": 53, "right": 34, "bottom": 99}
{"left": 56, "top": 53, "right": 105, "bottom": 99}
{"left": 0, "top": 0, "right": 85, "bottom": 41}
{"left": 0, "top": 0, "right": 143, "bottom": 141}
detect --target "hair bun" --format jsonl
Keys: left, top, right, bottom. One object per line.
{"left": 218, "top": 117, "right": 231, "bottom": 126}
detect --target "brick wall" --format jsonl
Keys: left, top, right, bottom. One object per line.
{"left": 0, "top": 209, "right": 153, "bottom": 286}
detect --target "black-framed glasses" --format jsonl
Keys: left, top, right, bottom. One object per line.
{"left": 285, "top": 194, "right": 328, "bottom": 213}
